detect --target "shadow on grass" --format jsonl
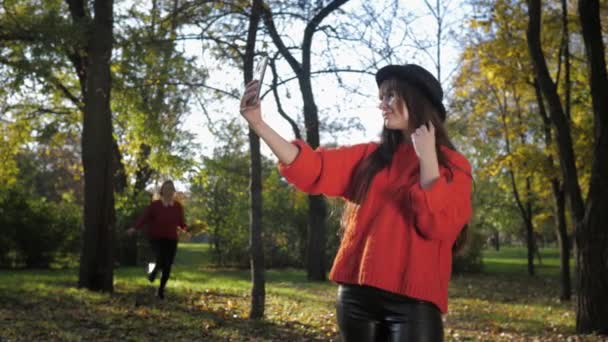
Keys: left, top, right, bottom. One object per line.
{"left": 445, "top": 271, "right": 577, "bottom": 336}
{"left": 450, "top": 272, "right": 569, "bottom": 304}
{"left": 1, "top": 244, "right": 586, "bottom": 341}
{"left": 0, "top": 277, "right": 337, "bottom": 341}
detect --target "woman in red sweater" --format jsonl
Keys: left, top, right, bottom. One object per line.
{"left": 127, "top": 180, "right": 188, "bottom": 299}
{"left": 240, "top": 64, "right": 472, "bottom": 341}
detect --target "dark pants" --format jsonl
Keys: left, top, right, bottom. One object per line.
{"left": 336, "top": 284, "right": 444, "bottom": 342}
{"left": 149, "top": 238, "right": 178, "bottom": 293}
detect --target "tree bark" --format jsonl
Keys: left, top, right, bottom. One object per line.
{"left": 495, "top": 88, "right": 535, "bottom": 276}
{"left": 576, "top": 0, "right": 608, "bottom": 334}
{"left": 554, "top": 180, "right": 570, "bottom": 300}
{"left": 245, "top": 0, "right": 265, "bottom": 319}
{"left": 300, "top": 69, "right": 328, "bottom": 280}
{"left": 515, "top": 93, "right": 537, "bottom": 275}
{"left": 77, "top": 0, "right": 115, "bottom": 292}
{"left": 558, "top": 0, "right": 572, "bottom": 301}
{"left": 533, "top": 78, "right": 571, "bottom": 300}
{"left": 526, "top": 0, "right": 585, "bottom": 222}
{"left": 560, "top": 0, "right": 571, "bottom": 121}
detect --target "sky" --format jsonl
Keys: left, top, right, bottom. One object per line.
{"left": 175, "top": 0, "right": 471, "bottom": 161}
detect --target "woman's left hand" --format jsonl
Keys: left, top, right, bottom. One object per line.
{"left": 178, "top": 227, "right": 191, "bottom": 238}
{"left": 411, "top": 121, "right": 437, "bottom": 161}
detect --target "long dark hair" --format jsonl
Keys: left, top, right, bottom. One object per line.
{"left": 341, "top": 78, "right": 469, "bottom": 254}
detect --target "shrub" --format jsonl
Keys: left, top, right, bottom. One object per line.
{"left": 0, "top": 185, "right": 81, "bottom": 268}
{"left": 452, "top": 225, "right": 485, "bottom": 274}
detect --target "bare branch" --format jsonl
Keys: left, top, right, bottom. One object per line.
{"left": 49, "top": 78, "right": 82, "bottom": 108}
{"left": 269, "top": 55, "right": 301, "bottom": 139}
{"left": 190, "top": 85, "right": 221, "bottom": 136}
{"left": 261, "top": 2, "right": 302, "bottom": 74}
{"left": 167, "top": 81, "right": 240, "bottom": 99}
{"left": 260, "top": 68, "right": 375, "bottom": 97}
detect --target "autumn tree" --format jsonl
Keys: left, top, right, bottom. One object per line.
{"left": 527, "top": 0, "right": 608, "bottom": 332}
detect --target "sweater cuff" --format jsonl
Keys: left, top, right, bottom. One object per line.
{"left": 408, "top": 176, "right": 449, "bottom": 214}
{"left": 278, "top": 140, "right": 320, "bottom": 187}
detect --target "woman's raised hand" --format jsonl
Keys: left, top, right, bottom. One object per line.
{"left": 411, "top": 121, "right": 437, "bottom": 161}
{"left": 240, "top": 80, "right": 263, "bottom": 127}
{"left": 238, "top": 79, "right": 300, "bottom": 165}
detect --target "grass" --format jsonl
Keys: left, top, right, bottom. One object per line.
{"left": 481, "top": 246, "right": 571, "bottom": 277}
{"left": 0, "top": 244, "right": 604, "bottom": 341}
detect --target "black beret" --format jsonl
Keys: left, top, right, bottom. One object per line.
{"left": 375, "top": 64, "right": 446, "bottom": 121}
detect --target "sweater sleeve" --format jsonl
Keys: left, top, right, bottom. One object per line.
{"left": 133, "top": 203, "right": 153, "bottom": 230}
{"left": 177, "top": 203, "right": 188, "bottom": 230}
{"left": 278, "top": 139, "right": 375, "bottom": 197}
{"left": 407, "top": 151, "right": 473, "bottom": 242}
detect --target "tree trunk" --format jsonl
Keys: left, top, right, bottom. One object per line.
{"left": 302, "top": 76, "right": 327, "bottom": 281}
{"left": 526, "top": 0, "right": 585, "bottom": 222}
{"left": 525, "top": 212, "right": 535, "bottom": 276}
{"left": 576, "top": 0, "right": 608, "bottom": 334}
{"left": 517, "top": 97, "right": 537, "bottom": 274}
{"left": 533, "top": 78, "right": 571, "bottom": 300}
{"left": 77, "top": 0, "right": 115, "bottom": 292}
{"left": 554, "top": 181, "right": 571, "bottom": 301}
{"left": 213, "top": 235, "right": 222, "bottom": 266}
{"left": 245, "top": 0, "right": 265, "bottom": 319}
{"left": 307, "top": 194, "right": 327, "bottom": 280}
{"left": 560, "top": 0, "right": 571, "bottom": 121}
{"left": 499, "top": 102, "right": 534, "bottom": 276}
{"left": 248, "top": 127, "right": 265, "bottom": 318}
{"left": 558, "top": 0, "right": 572, "bottom": 300}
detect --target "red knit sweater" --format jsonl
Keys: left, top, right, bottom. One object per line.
{"left": 279, "top": 140, "right": 472, "bottom": 313}
{"left": 134, "top": 200, "right": 187, "bottom": 240}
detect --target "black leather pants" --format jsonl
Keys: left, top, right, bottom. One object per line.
{"left": 336, "top": 284, "right": 444, "bottom": 342}
{"left": 149, "top": 238, "right": 178, "bottom": 293}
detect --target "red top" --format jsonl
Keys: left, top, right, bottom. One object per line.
{"left": 134, "top": 200, "right": 187, "bottom": 240}
{"left": 279, "top": 140, "right": 472, "bottom": 313}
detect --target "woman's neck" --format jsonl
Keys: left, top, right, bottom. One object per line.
{"left": 401, "top": 130, "right": 413, "bottom": 144}
{"left": 161, "top": 197, "right": 174, "bottom": 206}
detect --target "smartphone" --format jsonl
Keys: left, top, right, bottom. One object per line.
{"left": 253, "top": 56, "right": 268, "bottom": 101}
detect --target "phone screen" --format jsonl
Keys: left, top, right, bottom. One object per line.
{"left": 253, "top": 56, "right": 268, "bottom": 101}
